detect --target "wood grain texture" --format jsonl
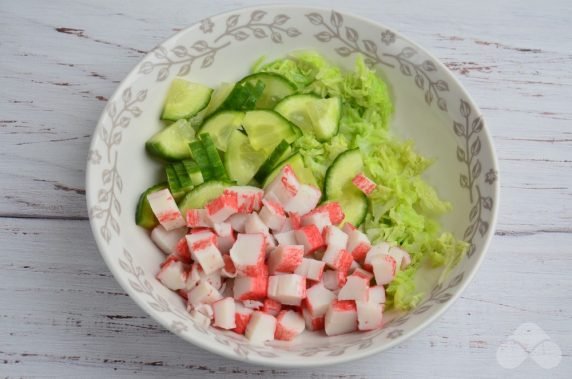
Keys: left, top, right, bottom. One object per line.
{"left": 1, "top": 0, "right": 571, "bottom": 377}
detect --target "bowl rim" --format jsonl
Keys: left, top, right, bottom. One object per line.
{"left": 86, "top": 4, "right": 500, "bottom": 368}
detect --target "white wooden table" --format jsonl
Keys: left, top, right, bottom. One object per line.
{"left": 2, "top": 0, "right": 571, "bottom": 377}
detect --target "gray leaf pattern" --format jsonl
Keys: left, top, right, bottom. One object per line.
{"left": 213, "top": 11, "right": 300, "bottom": 45}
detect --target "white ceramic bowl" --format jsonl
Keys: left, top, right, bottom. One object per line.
{"left": 86, "top": 5, "right": 499, "bottom": 367}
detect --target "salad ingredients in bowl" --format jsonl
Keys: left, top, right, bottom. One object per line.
{"left": 136, "top": 51, "right": 468, "bottom": 342}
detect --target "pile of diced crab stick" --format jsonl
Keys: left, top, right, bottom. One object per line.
{"left": 146, "top": 165, "right": 410, "bottom": 343}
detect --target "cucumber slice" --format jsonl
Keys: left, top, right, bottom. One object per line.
{"left": 238, "top": 73, "right": 296, "bottom": 109}
{"left": 274, "top": 94, "right": 319, "bottom": 135}
{"left": 145, "top": 119, "right": 195, "bottom": 161}
{"left": 189, "top": 140, "right": 214, "bottom": 181}
{"left": 225, "top": 130, "right": 268, "bottom": 185}
{"left": 198, "top": 111, "right": 245, "bottom": 151}
{"left": 263, "top": 153, "right": 318, "bottom": 188}
{"left": 178, "top": 181, "right": 231, "bottom": 215}
{"left": 242, "top": 110, "right": 300, "bottom": 151}
{"left": 219, "top": 80, "right": 265, "bottom": 111}
{"left": 324, "top": 149, "right": 368, "bottom": 226}
{"left": 171, "top": 162, "right": 194, "bottom": 192}
{"left": 254, "top": 140, "right": 291, "bottom": 182}
{"left": 165, "top": 165, "right": 184, "bottom": 199}
{"left": 204, "top": 82, "right": 235, "bottom": 116}
{"left": 306, "top": 97, "right": 341, "bottom": 141}
{"left": 182, "top": 160, "right": 204, "bottom": 186}
{"left": 161, "top": 79, "right": 213, "bottom": 121}
{"left": 200, "top": 133, "right": 229, "bottom": 180}
{"left": 275, "top": 95, "right": 341, "bottom": 141}
{"left": 135, "top": 183, "right": 167, "bottom": 229}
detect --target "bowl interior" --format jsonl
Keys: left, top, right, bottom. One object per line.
{"left": 87, "top": 6, "right": 498, "bottom": 366}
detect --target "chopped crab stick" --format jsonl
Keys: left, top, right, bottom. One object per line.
{"left": 275, "top": 310, "right": 305, "bottom": 341}
{"left": 188, "top": 279, "right": 222, "bottom": 306}
{"left": 356, "top": 300, "right": 383, "bottom": 331}
{"left": 156, "top": 259, "right": 187, "bottom": 290}
{"left": 259, "top": 199, "right": 288, "bottom": 231}
{"left": 352, "top": 172, "right": 377, "bottom": 195}
{"left": 302, "top": 308, "right": 325, "bottom": 331}
{"left": 224, "top": 186, "right": 264, "bottom": 213}
{"left": 322, "top": 269, "right": 344, "bottom": 291}
{"left": 245, "top": 311, "right": 277, "bottom": 343}
{"left": 213, "top": 222, "right": 232, "bottom": 237}
{"left": 244, "top": 213, "right": 269, "bottom": 235}
{"left": 187, "top": 234, "right": 224, "bottom": 275}
{"left": 205, "top": 191, "right": 238, "bottom": 223}
{"left": 294, "top": 258, "right": 326, "bottom": 282}
{"left": 295, "top": 225, "right": 325, "bottom": 255}
{"left": 346, "top": 229, "right": 371, "bottom": 262}
{"left": 233, "top": 302, "right": 253, "bottom": 334}
{"left": 324, "top": 300, "right": 357, "bottom": 336}
{"left": 229, "top": 233, "right": 266, "bottom": 276}
{"left": 303, "top": 282, "right": 336, "bottom": 316}
{"left": 322, "top": 247, "right": 353, "bottom": 273}
{"left": 150, "top": 225, "right": 187, "bottom": 255}
{"left": 300, "top": 210, "right": 331, "bottom": 233}
{"left": 147, "top": 188, "right": 186, "bottom": 230}
{"left": 274, "top": 230, "right": 297, "bottom": 246}
{"left": 221, "top": 255, "right": 237, "bottom": 278}
{"left": 267, "top": 274, "right": 306, "bottom": 306}
{"left": 387, "top": 246, "right": 412, "bottom": 270}
{"left": 284, "top": 184, "right": 321, "bottom": 215}
{"left": 280, "top": 212, "right": 301, "bottom": 232}
{"left": 368, "top": 285, "right": 386, "bottom": 304}
{"left": 264, "top": 165, "right": 300, "bottom": 206}
{"left": 363, "top": 242, "right": 391, "bottom": 271}
{"left": 212, "top": 297, "right": 236, "bottom": 330}
{"left": 310, "top": 202, "right": 345, "bottom": 225}
{"left": 186, "top": 208, "right": 211, "bottom": 228}
{"left": 338, "top": 275, "right": 370, "bottom": 302}
{"left": 371, "top": 254, "right": 397, "bottom": 285}
{"left": 227, "top": 213, "right": 249, "bottom": 233}
{"left": 233, "top": 266, "right": 268, "bottom": 300}
{"left": 262, "top": 298, "right": 282, "bottom": 316}
{"left": 342, "top": 222, "right": 356, "bottom": 234}
{"left": 217, "top": 232, "right": 236, "bottom": 254}
{"left": 267, "top": 245, "right": 304, "bottom": 274}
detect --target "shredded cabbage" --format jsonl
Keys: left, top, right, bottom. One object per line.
{"left": 255, "top": 52, "right": 468, "bottom": 310}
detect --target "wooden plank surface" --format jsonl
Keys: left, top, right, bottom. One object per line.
{"left": 1, "top": 0, "right": 571, "bottom": 377}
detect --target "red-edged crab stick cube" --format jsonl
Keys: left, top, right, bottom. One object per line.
{"left": 267, "top": 245, "right": 304, "bottom": 274}
{"left": 275, "top": 310, "right": 305, "bottom": 341}
{"left": 233, "top": 265, "right": 268, "bottom": 301}
{"left": 224, "top": 186, "right": 264, "bottom": 213}
{"left": 274, "top": 230, "right": 297, "bottom": 246}
{"left": 346, "top": 229, "right": 372, "bottom": 262}
{"left": 205, "top": 191, "right": 239, "bottom": 223}
{"left": 259, "top": 199, "right": 288, "bottom": 231}
{"left": 187, "top": 279, "right": 222, "bottom": 307}
{"left": 368, "top": 285, "right": 386, "bottom": 304}
{"left": 302, "top": 308, "right": 325, "bottom": 331}
{"left": 338, "top": 275, "right": 370, "bottom": 302}
{"left": 221, "top": 254, "right": 237, "bottom": 278}
{"left": 356, "top": 300, "right": 383, "bottom": 331}
{"left": 187, "top": 235, "right": 224, "bottom": 275}
{"left": 371, "top": 254, "right": 397, "bottom": 285}
{"left": 212, "top": 297, "right": 236, "bottom": 330}
{"left": 363, "top": 242, "right": 391, "bottom": 271}
{"left": 262, "top": 298, "right": 282, "bottom": 316}
{"left": 264, "top": 165, "right": 300, "bottom": 207}
{"left": 227, "top": 213, "right": 249, "bottom": 233}
{"left": 267, "top": 274, "right": 306, "bottom": 306}
{"left": 352, "top": 173, "right": 377, "bottom": 195}
{"left": 295, "top": 225, "right": 326, "bottom": 255}
{"left": 387, "top": 246, "right": 412, "bottom": 270}
{"left": 156, "top": 259, "right": 187, "bottom": 291}
{"left": 233, "top": 301, "right": 253, "bottom": 334}
{"left": 229, "top": 233, "right": 266, "bottom": 276}
{"left": 311, "top": 202, "right": 345, "bottom": 225}
{"left": 245, "top": 311, "right": 277, "bottom": 343}
{"left": 186, "top": 208, "right": 211, "bottom": 228}
{"left": 303, "top": 282, "right": 336, "bottom": 317}
{"left": 150, "top": 225, "right": 187, "bottom": 255}
{"left": 147, "top": 188, "right": 186, "bottom": 230}
{"left": 324, "top": 300, "right": 357, "bottom": 336}
{"left": 284, "top": 184, "right": 321, "bottom": 215}
{"left": 294, "top": 258, "right": 326, "bottom": 282}
{"left": 301, "top": 209, "right": 332, "bottom": 234}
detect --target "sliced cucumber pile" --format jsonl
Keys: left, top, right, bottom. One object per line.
{"left": 324, "top": 149, "right": 368, "bottom": 226}
{"left": 141, "top": 68, "right": 367, "bottom": 228}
